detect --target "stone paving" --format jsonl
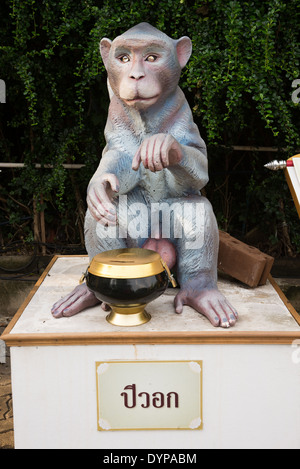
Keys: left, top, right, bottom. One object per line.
{"left": 0, "top": 333, "right": 14, "bottom": 449}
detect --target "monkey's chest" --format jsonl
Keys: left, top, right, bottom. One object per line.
{"left": 139, "top": 169, "right": 167, "bottom": 202}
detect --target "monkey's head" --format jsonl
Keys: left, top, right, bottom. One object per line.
{"left": 100, "top": 23, "right": 192, "bottom": 110}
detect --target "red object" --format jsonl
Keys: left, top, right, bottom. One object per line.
{"left": 218, "top": 231, "right": 274, "bottom": 288}
{"left": 287, "top": 160, "right": 294, "bottom": 167}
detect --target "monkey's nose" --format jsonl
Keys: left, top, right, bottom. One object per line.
{"left": 130, "top": 72, "right": 145, "bottom": 80}
{"left": 129, "top": 64, "right": 145, "bottom": 80}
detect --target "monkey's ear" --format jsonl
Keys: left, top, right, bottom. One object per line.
{"left": 100, "top": 38, "right": 112, "bottom": 68}
{"left": 176, "top": 37, "right": 192, "bottom": 69}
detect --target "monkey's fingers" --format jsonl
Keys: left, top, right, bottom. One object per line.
{"left": 154, "top": 135, "right": 169, "bottom": 170}
{"left": 163, "top": 135, "right": 182, "bottom": 166}
{"left": 137, "top": 137, "right": 163, "bottom": 172}
{"left": 89, "top": 205, "right": 117, "bottom": 226}
{"left": 96, "top": 183, "right": 117, "bottom": 215}
{"left": 89, "top": 206, "right": 117, "bottom": 226}
{"left": 142, "top": 138, "right": 153, "bottom": 171}
{"left": 87, "top": 189, "right": 117, "bottom": 224}
{"left": 132, "top": 147, "right": 142, "bottom": 170}
{"left": 160, "top": 135, "right": 171, "bottom": 168}
{"left": 103, "top": 173, "right": 120, "bottom": 194}
{"left": 148, "top": 135, "right": 165, "bottom": 172}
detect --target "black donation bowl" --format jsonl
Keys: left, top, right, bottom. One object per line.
{"left": 85, "top": 248, "right": 174, "bottom": 327}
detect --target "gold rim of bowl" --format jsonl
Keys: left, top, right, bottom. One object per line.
{"left": 87, "top": 248, "right": 165, "bottom": 279}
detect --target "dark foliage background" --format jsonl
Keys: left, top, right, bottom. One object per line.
{"left": 0, "top": 0, "right": 299, "bottom": 257}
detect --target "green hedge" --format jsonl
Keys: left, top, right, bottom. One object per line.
{"left": 0, "top": 0, "right": 299, "bottom": 255}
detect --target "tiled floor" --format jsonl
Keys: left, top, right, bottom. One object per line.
{"left": 0, "top": 343, "right": 13, "bottom": 449}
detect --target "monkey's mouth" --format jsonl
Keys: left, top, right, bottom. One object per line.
{"left": 124, "top": 95, "right": 159, "bottom": 105}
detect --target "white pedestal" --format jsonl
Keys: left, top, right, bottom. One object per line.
{"left": 2, "top": 255, "right": 300, "bottom": 449}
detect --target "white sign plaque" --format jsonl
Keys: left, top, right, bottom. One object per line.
{"left": 96, "top": 360, "right": 203, "bottom": 431}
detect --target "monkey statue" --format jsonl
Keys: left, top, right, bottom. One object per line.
{"left": 51, "top": 23, "right": 238, "bottom": 328}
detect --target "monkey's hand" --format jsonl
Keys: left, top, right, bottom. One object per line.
{"left": 132, "top": 134, "right": 183, "bottom": 172}
{"left": 87, "top": 173, "right": 119, "bottom": 225}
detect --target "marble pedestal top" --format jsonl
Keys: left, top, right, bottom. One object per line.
{"left": 2, "top": 256, "right": 300, "bottom": 345}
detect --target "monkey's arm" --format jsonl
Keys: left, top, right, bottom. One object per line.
{"left": 166, "top": 141, "right": 209, "bottom": 192}
{"left": 87, "top": 146, "right": 141, "bottom": 223}
{"left": 166, "top": 103, "right": 209, "bottom": 191}
{"left": 90, "top": 145, "right": 141, "bottom": 194}
{"left": 91, "top": 100, "right": 142, "bottom": 195}
{"left": 132, "top": 92, "right": 209, "bottom": 193}
{"left": 132, "top": 130, "right": 208, "bottom": 193}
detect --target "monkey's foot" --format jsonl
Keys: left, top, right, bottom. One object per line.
{"left": 174, "top": 280, "right": 238, "bottom": 328}
{"left": 51, "top": 283, "right": 101, "bottom": 318}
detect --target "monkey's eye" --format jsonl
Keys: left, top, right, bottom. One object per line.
{"left": 145, "top": 55, "right": 157, "bottom": 62}
{"left": 119, "top": 55, "right": 130, "bottom": 63}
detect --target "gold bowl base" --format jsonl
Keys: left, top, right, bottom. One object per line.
{"left": 106, "top": 304, "right": 151, "bottom": 327}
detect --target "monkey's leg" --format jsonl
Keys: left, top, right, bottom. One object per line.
{"left": 172, "top": 195, "right": 238, "bottom": 328}
{"left": 51, "top": 189, "right": 153, "bottom": 318}
{"left": 51, "top": 208, "right": 129, "bottom": 318}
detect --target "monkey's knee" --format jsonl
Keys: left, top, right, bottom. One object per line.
{"left": 170, "top": 196, "right": 216, "bottom": 246}
{"left": 84, "top": 209, "right": 127, "bottom": 258}
{"left": 174, "top": 196, "right": 219, "bottom": 280}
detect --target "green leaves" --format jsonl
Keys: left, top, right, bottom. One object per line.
{"left": 0, "top": 0, "right": 299, "bottom": 251}
{"left": 186, "top": 0, "right": 299, "bottom": 152}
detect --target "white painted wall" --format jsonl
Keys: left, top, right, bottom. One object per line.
{"left": 10, "top": 342, "right": 300, "bottom": 449}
